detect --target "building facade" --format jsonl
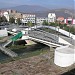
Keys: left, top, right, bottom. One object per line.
{"left": 21, "top": 14, "right": 36, "bottom": 24}
{"left": 48, "top": 13, "right": 56, "bottom": 23}
{"left": 64, "top": 17, "right": 75, "bottom": 25}
{"left": 3, "top": 11, "right": 10, "bottom": 21}
{"left": 36, "top": 17, "right": 48, "bottom": 24}
{"left": 57, "top": 17, "right": 65, "bottom": 24}
{"left": 57, "top": 17, "right": 64, "bottom": 22}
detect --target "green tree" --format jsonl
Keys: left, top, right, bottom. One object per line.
{"left": 27, "top": 21, "right": 33, "bottom": 27}
{"left": 1, "top": 16, "right": 7, "bottom": 22}
{"left": 70, "top": 26, "right": 75, "bottom": 34}
{"left": 16, "top": 18, "right": 21, "bottom": 25}
{"left": 9, "top": 17, "right": 15, "bottom": 24}
{"left": 50, "top": 22, "right": 56, "bottom": 26}
{"left": 42, "top": 20, "right": 48, "bottom": 25}
{"left": 0, "top": 16, "right": 2, "bottom": 23}
{"left": 0, "top": 16, "right": 7, "bottom": 23}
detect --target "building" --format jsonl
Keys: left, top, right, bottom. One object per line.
{"left": 57, "top": 17, "right": 64, "bottom": 22}
{"left": 48, "top": 13, "right": 56, "bottom": 23}
{"left": 64, "top": 17, "right": 75, "bottom": 25}
{"left": 73, "top": 19, "right": 75, "bottom": 24}
{"left": 57, "top": 17, "right": 65, "bottom": 24}
{"left": 0, "top": 29, "right": 8, "bottom": 37}
{"left": 15, "top": 13, "right": 22, "bottom": 19}
{"left": 21, "top": 14, "right": 36, "bottom": 24}
{"left": 3, "top": 11, "right": 9, "bottom": 21}
{"left": 0, "top": 10, "right": 6, "bottom": 17}
{"left": 36, "top": 17, "right": 48, "bottom": 24}
{"left": 0, "top": 12, "right": 4, "bottom": 17}
{"left": 7, "top": 10, "right": 22, "bottom": 19}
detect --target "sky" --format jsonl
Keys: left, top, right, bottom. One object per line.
{"left": 0, "top": 0, "right": 74, "bottom": 9}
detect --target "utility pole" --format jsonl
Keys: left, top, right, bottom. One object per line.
{"left": 69, "top": 25, "right": 70, "bottom": 37}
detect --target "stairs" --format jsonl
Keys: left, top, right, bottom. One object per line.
{"left": 0, "top": 32, "right": 23, "bottom": 57}
{"left": 0, "top": 46, "right": 18, "bottom": 57}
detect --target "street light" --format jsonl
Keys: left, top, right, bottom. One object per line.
{"left": 57, "top": 26, "right": 60, "bottom": 36}
{"left": 69, "top": 25, "right": 71, "bottom": 37}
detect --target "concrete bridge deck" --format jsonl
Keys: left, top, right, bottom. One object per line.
{"left": 28, "top": 30, "right": 66, "bottom": 47}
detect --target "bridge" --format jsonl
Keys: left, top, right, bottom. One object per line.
{"left": 2, "top": 25, "right": 75, "bottom": 57}
{"left": 7, "top": 25, "right": 75, "bottom": 46}
{"left": 8, "top": 25, "right": 75, "bottom": 67}
{"left": 28, "top": 29, "right": 66, "bottom": 47}
{"left": 26, "top": 26, "right": 75, "bottom": 67}
{"left": 26, "top": 25, "right": 75, "bottom": 46}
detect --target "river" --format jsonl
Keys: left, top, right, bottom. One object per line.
{"left": 0, "top": 43, "right": 49, "bottom": 63}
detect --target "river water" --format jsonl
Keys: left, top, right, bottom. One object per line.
{"left": 0, "top": 43, "right": 49, "bottom": 63}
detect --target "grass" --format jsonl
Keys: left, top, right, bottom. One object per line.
{"left": 0, "top": 50, "right": 47, "bottom": 64}
{"left": 14, "top": 49, "right": 47, "bottom": 60}
{"left": 0, "top": 37, "right": 5, "bottom": 40}
{"left": 0, "top": 45, "right": 49, "bottom": 64}
{"left": 8, "top": 45, "right": 26, "bottom": 50}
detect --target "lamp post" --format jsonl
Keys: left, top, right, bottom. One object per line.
{"left": 69, "top": 25, "right": 70, "bottom": 37}
{"left": 57, "top": 26, "right": 60, "bottom": 37}
{"left": 71, "top": 36, "right": 73, "bottom": 44}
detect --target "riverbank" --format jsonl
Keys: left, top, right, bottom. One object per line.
{"left": 0, "top": 38, "right": 75, "bottom": 75}
{"left": 0, "top": 43, "right": 49, "bottom": 64}
{"left": 0, "top": 48, "right": 75, "bottom": 75}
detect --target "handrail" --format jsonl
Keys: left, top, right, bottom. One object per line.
{"left": 29, "top": 33, "right": 65, "bottom": 46}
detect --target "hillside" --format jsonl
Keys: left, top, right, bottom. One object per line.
{"left": 3, "top": 5, "right": 75, "bottom": 18}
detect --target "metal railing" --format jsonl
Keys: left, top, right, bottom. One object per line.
{"left": 28, "top": 30, "right": 65, "bottom": 46}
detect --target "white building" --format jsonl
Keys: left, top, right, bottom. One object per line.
{"left": 0, "top": 29, "right": 8, "bottom": 37}
{"left": 36, "top": 17, "right": 48, "bottom": 24}
{"left": 73, "top": 19, "right": 75, "bottom": 24}
{"left": 21, "top": 14, "right": 36, "bottom": 24}
{"left": 3, "top": 11, "right": 9, "bottom": 21}
{"left": 48, "top": 13, "right": 56, "bottom": 23}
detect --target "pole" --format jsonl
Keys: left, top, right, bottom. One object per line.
{"left": 55, "top": 27, "right": 56, "bottom": 41}
{"left": 49, "top": 46, "right": 51, "bottom": 64}
{"left": 12, "top": 41, "right": 14, "bottom": 46}
{"left": 69, "top": 25, "right": 70, "bottom": 37}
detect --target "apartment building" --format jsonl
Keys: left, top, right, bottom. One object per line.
{"left": 48, "top": 13, "right": 56, "bottom": 23}
{"left": 21, "top": 14, "right": 36, "bottom": 24}
{"left": 36, "top": 17, "right": 48, "bottom": 24}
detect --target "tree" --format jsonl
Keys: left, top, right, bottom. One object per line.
{"left": 42, "top": 20, "right": 48, "bottom": 25}
{"left": 27, "top": 21, "right": 33, "bottom": 27}
{"left": 1, "top": 16, "right": 7, "bottom": 22}
{"left": 16, "top": 18, "right": 21, "bottom": 25}
{"left": 0, "top": 16, "right": 2, "bottom": 23}
{"left": 9, "top": 17, "right": 15, "bottom": 24}
{"left": 0, "top": 16, "right": 7, "bottom": 23}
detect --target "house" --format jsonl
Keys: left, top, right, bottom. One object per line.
{"left": 48, "top": 13, "right": 56, "bottom": 23}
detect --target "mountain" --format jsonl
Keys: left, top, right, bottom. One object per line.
{"left": 6, "top": 5, "right": 50, "bottom": 13}
{"left": 34, "top": 8, "right": 75, "bottom": 18}
{"left": 3, "top": 5, "right": 75, "bottom": 18}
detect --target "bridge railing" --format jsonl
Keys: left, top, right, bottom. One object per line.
{"left": 28, "top": 30, "right": 65, "bottom": 46}
{"left": 28, "top": 29, "right": 59, "bottom": 42}
{"left": 29, "top": 33, "right": 65, "bottom": 46}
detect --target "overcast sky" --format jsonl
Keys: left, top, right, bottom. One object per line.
{"left": 0, "top": 0, "right": 74, "bottom": 9}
